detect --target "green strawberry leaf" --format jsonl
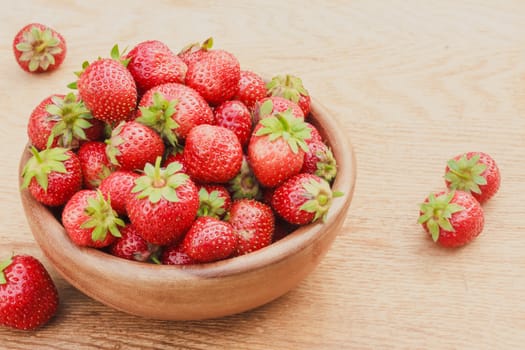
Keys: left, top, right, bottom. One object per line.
{"left": 418, "top": 191, "right": 465, "bottom": 243}
{"left": 0, "top": 257, "right": 13, "bottom": 285}
{"left": 136, "top": 92, "right": 180, "bottom": 147}
{"left": 81, "top": 190, "right": 124, "bottom": 241}
{"left": 445, "top": 153, "right": 488, "bottom": 195}
{"left": 21, "top": 146, "right": 70, "bottom": 191}
{"left": 255, "top": 109, "right": 311, "bottom": 154}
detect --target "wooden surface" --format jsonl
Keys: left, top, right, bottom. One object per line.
{"left": 0, "top": 1, "right": 524, "bottom": 349}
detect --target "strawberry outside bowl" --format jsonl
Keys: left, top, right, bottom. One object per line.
{"left": 18, "top": 99, "right": 356, "bottom": 321}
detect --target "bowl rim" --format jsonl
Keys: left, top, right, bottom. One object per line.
{"left": 19, "top": 98, "right": 356, "bottom": 281}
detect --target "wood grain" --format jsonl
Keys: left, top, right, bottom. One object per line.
{"left": 1, "top": 0, "right": 525, "bottom": 349}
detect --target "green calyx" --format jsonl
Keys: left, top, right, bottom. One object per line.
{"left": 131, "top": 157, "right": 189, "bottom": 203}
{"left": 137, "top": 92, "right": 180, "bottom": 147}
{"left": 228, "top": 157, "right": 262, "bottom": 200}
{"left": 315, "top": 147, "right": 338, "bottom": 183}
{"left": 46, "top": 93, "right": 93, "bottom": 148}
{"left": 16, "top": 26, "right": 63, "bottom": 72}
{"left": 21, "top": 146, "right": 70, "bottom": 191}
{"left": 266, "top": 74, "right": 309, "bottom": 103}
{"left": 445, "top": 154, "right": 487, "bottom": 195}
{"left": 299, "top": 177, "right": 342, "bottom": 223}
{"left": 0, "top": 257, "right": 13, "bottom": 285}
{"left": 418, "top": 191, "right": 464, "bottom": 242}
{"left": 105, "top": 122, "right": 125, "bottom": 167}
{"left": 81, "top": 190, "right": 124, "bottom": 242}
{"left": 255, "top": 109, "right": 311, "bottom": 154}
{"left": 179, "top": 37, "right": 214, "bottom": 55}
{"left": 197, "top": 188, "right": 226, "bottom": 219}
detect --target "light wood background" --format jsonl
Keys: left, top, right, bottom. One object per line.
{"left": 1, "top": 1, "right": 524, "bottom": 349}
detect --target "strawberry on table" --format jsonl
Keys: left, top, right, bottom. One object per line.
{"left": 184, "top": 124, "right": 243, "bottom": 183}
{"left": 0, "top": 255, "right": 59, "bottom": 330}
{"left": 105, "top": 121, "right": 165, "bottom": 172}
{"left": 27, "top": 93, "right": 103, "bottom": 151}
{"left": 271, "top": 173, "right": 342, "bottom": 225}
{"left": 418, "top": 190, "right": 485, "bottom": 247}
{"left": 197, "top": 184, "right": 232, "bottom": 219}
{"left": 248, "top": 109, "right": 311, "bottom": 188}
{"left": 21, "top": 146, "right": 83, "bottom": 207}
{"left": 214, "top": 100, "right": 253, "bottom": 147}
{"left": 228, "top": 199, "right": 275, "bottom": 255}
{"left": 62, "top": 190, "right": 124, "bottom": 248}
{"left": 126, "top": 40, "right": 187, "bottom": 95}
{"left": 266, "top": 74, "right": 311, "bottom": 116}
{"left": 75, "top": 45, "right": 137, "bottom": 124}
{"left": 13, "top": 23, "right": 66, "bottom": 73}
{"left": 77, "top": 141, "right": 112, "bottom": 189}
{"left": 444, "top": 152, "right": 501, "bottom": 204}
{"left": 136, "top": 82, "right": 214, "bottom": 143}
{"left": 109, "top": 224, "right": 160, "bottom": 262}
{"left": 127, "top": 158, "right": 199, "bottom": 245}
{"left": 99, "top": 170, "right": 140, "bottom": 216}
{"left": 234, "top": 70, "right": 268, "bottom": 110}
{"left": 182, "top": 216, "right": 237, "bottom": 263}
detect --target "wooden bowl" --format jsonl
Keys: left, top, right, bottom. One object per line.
{"left": 18, "top": 99, "right": 356, "bottom": 321}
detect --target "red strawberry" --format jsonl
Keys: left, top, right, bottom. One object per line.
{"left": 184, "top": 124, "right": 243, "bottom": 183}
{"left": 76, "top": 45, "right": 137, "bottom": 124}
{"left": 98, "top": 170, "right": 140, "bottom": 216}
{"left": 0, "top": 255, "right": 58, "bottom": 330}
{"left": 214, "top": 100, "right": 252, "bottom": 147}
{"left": 182, "top": 216, "right": 237, "bottom": 263}
{"left": 197, "top": 184, "right": 232, "bottom": 219}
{"left": 62, "top": 190, "right": 124, "bottom": 248}
{"left": 305, "top": 122, "right": 323, "bottom": 144}
{"left": 185, "top": 49, "right": 241, "bottom": 105}
{"left": 228, "top": 155, "right": 262, "bottom": 200}
{"left": 234, "top": 70, "right": 267, "bottom": 110}
{"left": 27, "top": 93, "right": 104, "bottom": 150}
{"left": 21, "top": 146, "right": 82, "bottom": 206}
{"left": 161, "top": 242, "right": 195, "bottom": 265}
{"left": 271, "top": 173, "right": 342, "bottom": 225}
{"left": 444, "top": 152, "right": 500, "bottom": 204}
{"left": 253, "top": 96, "right": 304, "bottom": 125}
{"left": 126, "top": 158, "right": 199, "bottom": 245}
{"left": 266, "top": 74, "right": 311, "bottom": 116}
{"left": 272, "top": 218, "right": 298, "bottom": 242}
{"left": 301, "top": 140, "right": 337, "bottom": 183}
{"left": 13, "top": 23, "right": 66, "bottom": 73}
{"left": 248, "top": 109, "right": 310, "bottom": 187}
{"left": 228, "top": 199, "right": 275, "bottom": 255}
{"left": 163, "top": 148, "right": 186, "bottom": 172}
{"left": 109, "top": 224, "right": 160, "bottom": 262}
{"left": 178, "top": 37, "right": 213, "bottom": 67}
{"left": 105, "top": 121, "right": 165, "bottom": 172}
{"left": 136, "top": 82, "right": 214, "bottom": 143}
{"left": 126, "top": 40, "right": 187, "bottom": 95}
{"left": 418, "top": 190, "right": 484, "bottom": 247}
{"left": 77, "top": 141, "right": 112, "bottom": 189}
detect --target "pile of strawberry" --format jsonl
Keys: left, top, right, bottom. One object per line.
{"left": 418, "top": 152, "right": 501, "bottom": 247}
{"left": 19, "top": 35, "right": 342, "bottom": 266}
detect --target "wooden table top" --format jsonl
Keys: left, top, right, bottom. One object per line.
{"left": 1, "top": 1, "right": 524, "bottom": 349}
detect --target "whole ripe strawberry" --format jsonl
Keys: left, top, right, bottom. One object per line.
{"left": 301, "top": 140, "right": 337, "bottom": 183}
{"left": 182, "top": 216, "right": 237, "bottom": 263}
{"left": 161, "top": 242, "right": 194, "bottom": 265}
{"left": 444, "top": 152, "right": 500, "bottom": 204}
{"left": 197, "top": 184, "right": 232, "bottom": 219}
{"left": 136, "top": 82, "right": 214, "bottom": 144}
{"left": 184, "top": 124, "right": 243, "bottom": 183}
{"left": 109, "top": 224, "right": 160, "bottom": 262}
{"left": 0, "top": 255, "right": 58, "bottom": 330}
{"left": 418, "top": 190, "right": 484, "bottom": 247}
{"left": 77, "top": 141, "right": 112, "bottom": 189}
{"left": 253, "top": 96, "right": 304, "bottom": 125}
{"left": 248, "top": 109, "right": 311, "bottom": 188}
{"left": 126, "top": 40, "right": 187, "bottom": 95}
{"left": 214, "top": 100, "right": 252, "bottom": 147}
{"left": 13, "top": 23, "right": 66, "bottom": 73}
{"left": 21, "top": 146, "right": 82, "bottom": 206}
{"left": 228, "top": 199, "right": 275, "bottom": 255}
{"left": 178, "top": 37, "right": 213, "bottom": 67}
{"left": 98, "top": 170, "right": 140, "bottom": 216}
{"left": 106, "top": 121, "right": 165, "bottom": 172}
{"left": 185, "top": 49, "right": 241, "bottom": 105}
{"left": 127, "top": 158, "right": 199, "bottom": 245}
{"left": 234, "top": 70, "right": 267, "bottom": 110}
{"left": 228, "top": 155, "right": 262, "bottom": 200}
{"left": 76, "top": 45, "right": 137, "bottom": 124}
{"left": 27, "top": 93, "right": 104, "bottom": 151}
{"left": 266, "top": 74, "right": 311, "bottom": 116}
{"left": 62, "top": 190, "right": 124, "bottom": 248}
{"left": 271, "top": 173, "right": 342, "bottom": 225}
